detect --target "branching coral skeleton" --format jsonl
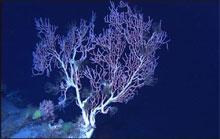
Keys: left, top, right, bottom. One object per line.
{"left": 32, "top": 1, "right": 169, "bottom": 138}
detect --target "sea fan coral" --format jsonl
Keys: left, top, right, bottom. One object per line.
{"left": 39, "top": 100, "right": 55, "bottom": 122}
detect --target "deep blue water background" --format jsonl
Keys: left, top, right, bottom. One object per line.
{"left": 1, "top": 1, "right": 219, "bottom": 138}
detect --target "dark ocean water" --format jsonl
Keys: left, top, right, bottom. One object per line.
{"left": 1, "top": 1, "right": 219, "bottom": 138}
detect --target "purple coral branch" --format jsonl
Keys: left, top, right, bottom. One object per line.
{"left": 32, "top": 1, "right": 169, "bottom": 137}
